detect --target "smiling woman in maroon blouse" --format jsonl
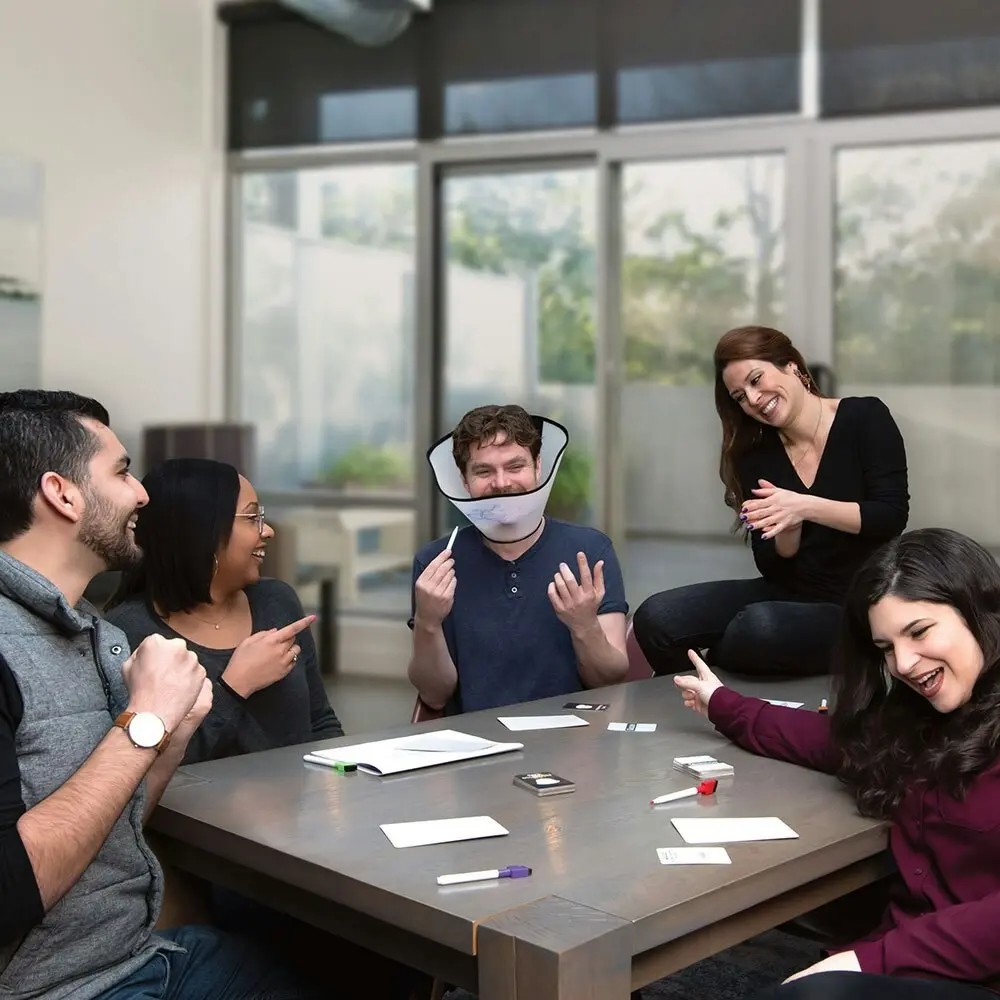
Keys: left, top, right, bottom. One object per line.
{"left": 676, "top": 527, "right": 1000, "bottom": 1000}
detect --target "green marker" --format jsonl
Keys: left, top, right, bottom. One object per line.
{"left": 333, "top": 761, "right": 357, "bottom": 774}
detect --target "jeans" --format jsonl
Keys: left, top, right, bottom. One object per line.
{"left": 632, "top": 577, "right": 842, "bottom": 677}
{"left": 95, "top": 925, "right": 331, "bottom": 1000}
{"left": 753, "top": 971, "right": 993, "bottom": 1000}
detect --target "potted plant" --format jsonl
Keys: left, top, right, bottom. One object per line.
{"left": 320, "top": 444, "right": 412, "bottom": 491}
{"left": 546, "top": 449, "right": 593, "bottom": 522}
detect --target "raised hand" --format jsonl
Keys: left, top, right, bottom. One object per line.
{"left": 123, "top": 634, "right": 207, "bottom": 733}
{"left": 222, "top": 615, "right": 315, "bottom": 699}
{"left": 673, "top": 649, "right": 724, "bottom": 718}
{"left": 548, "top": 551, "right": 605, "bottom": 633}
{"left": 413, "top": 544, "right": 457, "bottom": 629}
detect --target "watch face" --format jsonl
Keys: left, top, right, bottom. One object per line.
{"left": 128, "top": 712, "right": 166, "bottom": 748}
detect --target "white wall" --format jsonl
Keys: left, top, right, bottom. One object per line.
{"left": 0, "top": 0, "right": 224, "bottom": 464}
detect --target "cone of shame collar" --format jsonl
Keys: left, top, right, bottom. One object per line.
{"left": 427, "top": 415, "right": 570, "bottom": 544}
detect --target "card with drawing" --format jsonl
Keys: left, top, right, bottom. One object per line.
{"left": 657, "top": 847, "right": 732, "bottom": 865}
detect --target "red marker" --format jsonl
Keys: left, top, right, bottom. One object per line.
{"left": 650, "top": 778, "right": 719, "bottom": 805}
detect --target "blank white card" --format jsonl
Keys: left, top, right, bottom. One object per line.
{"left": 671, "top": 817, "right": 799, "bottom": 845}
{"left": 380, "top": 816, "right": 509, "bottom": 849}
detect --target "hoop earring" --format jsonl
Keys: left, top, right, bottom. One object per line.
{"left": 212, "top": 554, "right": 219, "bottom": 577}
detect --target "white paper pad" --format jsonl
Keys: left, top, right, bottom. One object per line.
{"left": 497, "top": 715, "right": 589, "bottom": 731}
{"left": 657, "top": 847, "right": 732, "bottom": 865}
{"left": 303, "top": 729, "right": 523, "bottom": 775}
{"left": 764, "top": 699, "right": 805, "bottom": 708}
{"left": 401, "top": 732, "right": 497, "bottom": 752}
{"left": 380, "top": 815, "right": 509, "bottom": 848}
{"left": 671, "top": 817, "right": 799, "bottom": 844}
{"left": 608, "top": 722, "right": 657, "bottom": 732}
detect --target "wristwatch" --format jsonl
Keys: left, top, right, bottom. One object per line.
{"left": 113, "top": 711, "right": 171, "bottom": 754}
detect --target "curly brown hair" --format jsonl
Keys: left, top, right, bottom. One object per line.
{"left": 452, "top": 404, "right": 541, "bottom": 474}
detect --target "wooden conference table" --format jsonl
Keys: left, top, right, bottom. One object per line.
{"left": 150, "top": 673, "right": 892, "bottom": 998}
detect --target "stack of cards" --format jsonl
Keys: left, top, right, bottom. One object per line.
{"left": 512, "top": 772, "right": 576, "bottom": 796}
{"left": 673, "top": 754, "right": 734, "bottom": 778}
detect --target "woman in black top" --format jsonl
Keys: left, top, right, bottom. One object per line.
{"left": 632, "top": 325, "right": 909, "bottom": 677}
{"left": 105, "top": 463, "right": 429, "bottom": 998}
{"left": 105, "top": 457, "right": 343, "bottom": 763}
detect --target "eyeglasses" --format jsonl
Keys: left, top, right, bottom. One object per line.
{"left": 235, "top": 507, "right": 266, "bottom": 535}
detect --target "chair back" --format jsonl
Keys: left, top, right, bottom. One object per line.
{"left": 411, "top": 697, "right": 445, "bottom": 724}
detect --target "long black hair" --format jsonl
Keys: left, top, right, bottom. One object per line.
{"left": 831, "top": 527, "right": 1000, "bottom": 818}
{"left": 107, "top": 458, "right": 241, "bottom": 614}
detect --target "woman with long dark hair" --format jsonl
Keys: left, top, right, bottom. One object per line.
{"left": 677, "top": 527, "right": 1000, "bottom": 999}
{"left": 105, "top": 457, "right": 342, "bottom": 764}
{"left": 633, "top": 325, "right": 909, "bottom": 676}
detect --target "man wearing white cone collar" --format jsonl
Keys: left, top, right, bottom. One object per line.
{"left": 407, "top": 404, "right": 629, "bottom": 714}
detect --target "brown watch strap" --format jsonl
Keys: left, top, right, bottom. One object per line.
{"left": 113, "top": 711, "right": 171, "bottom": 754}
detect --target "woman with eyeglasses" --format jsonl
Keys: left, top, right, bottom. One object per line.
{"left": 105, "top": 457, "right": 343, "bottom": 765}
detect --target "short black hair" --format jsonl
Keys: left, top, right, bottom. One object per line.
{"left": 108, "top": 458, "right": 241, "bottom": 614}
{"left": 0, "top": 389, "right": 111, "bottom": 544}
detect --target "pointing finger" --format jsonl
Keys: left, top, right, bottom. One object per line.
{"left": 273, "top": 615, "right": 316, "bottom": 643}
{"left": 686, "top": 648, "right": 711, "bottom": 678}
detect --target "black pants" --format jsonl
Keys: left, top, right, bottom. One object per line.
{"left": 754, "top": 972, "right": 992, "bottom": 1000}
{"left": 632, "top": 577, "right": 841, "bottom": 677}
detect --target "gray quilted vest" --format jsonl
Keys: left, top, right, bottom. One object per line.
{"left": 0, "top": 553, "right": 171, "bottom": 1000}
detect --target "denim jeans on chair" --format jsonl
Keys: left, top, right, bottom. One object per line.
{"left": 93, "top": 925, "right": 332, "bottom": 1000}
{"left": 632, "top": 578, "right": 842, "bottom": 678}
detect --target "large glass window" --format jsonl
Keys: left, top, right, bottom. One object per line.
{"left": 238, "top": 164, "right": 417, "bottom": 615}
{"left": 440, "top": 167, "right": 599, "bottom": 531}
{"left": 613, "top": 0, "right": 801, "bottom": 125}
{"left": 436, "top": 0, "right": 599, "bottom": 136}
{"left": 822, "top": 0, "right": 1000, "bottom": 117}
{"left": 227, "top": 19, "right": 419, "bottom": 148}
{"left": 835, "top": 139, "right": 1000, "bottom": 545}
{"left": 620, "top": 154, "right": 786, "bottom": 602}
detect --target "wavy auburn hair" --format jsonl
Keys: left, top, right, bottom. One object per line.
{"left": 830, "top": 528, "right": 1000, "bottom": 819}
{"left": 714, "top": 326, "right": 819, "bottom": 515}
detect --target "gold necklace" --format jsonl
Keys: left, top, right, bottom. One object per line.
{"left": 785, "top": 400, "right": 824, "bottom": 469}
{"left": 171, "top": 595, "right": 238, "bottom": 631}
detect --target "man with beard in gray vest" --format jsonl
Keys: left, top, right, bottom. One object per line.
{"left": 0, "top": 390, "right": 332, "bottom": 1000}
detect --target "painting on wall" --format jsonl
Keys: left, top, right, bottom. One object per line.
{"left": 0, "top": 150, "right": 43, "bottom": 391}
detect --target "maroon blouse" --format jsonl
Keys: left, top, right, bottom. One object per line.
{"left": 709, "top": 687, "right": 1000, "bottom": 989}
